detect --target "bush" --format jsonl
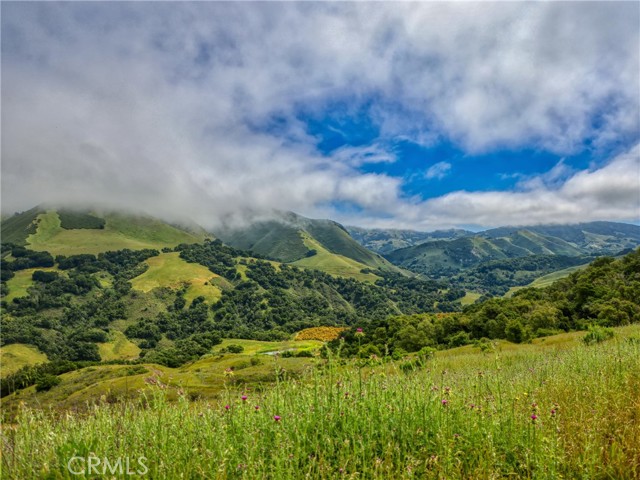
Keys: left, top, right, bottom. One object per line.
{"left": 583, "top": 326, "right": 615, "bottom": 345}
{"left": 32, "top": 270, "right": 59, "bottom": 283}
{"left": 226, "top": 344, "right": 245, "bottom": 354}
{"left": 295, "top": 350, "right": 314, "bottom": 358}
{"left": 35, "top": 374, "right": 61, "bottom": 392}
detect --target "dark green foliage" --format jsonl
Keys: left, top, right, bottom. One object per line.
{"left": 32, "top": 270, "right": 59, "bottom": 283}
{"left": 35, "top": 374, "right": 61, "bottom": 392}
{"left": 177, "top": 239, "right": 244, "bottom": 280}
{"left": 582, "top": 325, "right": 615, "bottom": 345}
{"left": 226, "top": 344, "right": 245, "bottom": 354}
{"left": 58, "top": 210, "right": 105, "bottom": 230}
{"left": 5, "top": 248, "right": 54, "bottom": 271}
{"left": 1, "top": 360, "right": 94, "bottom": 397}
{"left": 56, "top": 254, "right": 100, "bottom": 272}
{"left": 332, "top": 249, "right": 640, "bottom": 356}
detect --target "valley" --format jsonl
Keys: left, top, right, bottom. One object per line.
{"left": 1, "top": 207, "right": 639, "bottom": 479}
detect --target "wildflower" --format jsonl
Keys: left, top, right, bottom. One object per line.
{"left": 356, "top": 328, "right": 363, "bottom": 333}
{"left": 241, "top": 395, "right": 248, "bottom": 402}
{"left": 224, "top": 368, "right": 234, "bottom": 377}
{"left": 255, "top": 405, "right": 260, "bottom": 411}
{"left": 345, "top": 392, "right": 349, "bottom": 398}
{"left": 225, "top": 405, "right": 230, "bottom": 411}
{"left": 531, "top": 414, "right": 538, "bottom": 422}
{"left": 550, "top": 409, "right": 556, "bottom": 416}
{"left": 441, "top": 399, "right": 448, "bottom": 406}
{"left": 274, "top": 415, "right": 281, "bottom": 422}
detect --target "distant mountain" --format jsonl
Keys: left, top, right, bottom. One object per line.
{"left": 481, "top": 222, "right": 640, "bottom": 254}
{"left": 346, "top": 226, "right": 472, "bottom": 254}
{"left": 384, "top": 222, "right": 640, "bottom": 294}
{"left": 213, "top": 211, "right": 403, "bottom": 276}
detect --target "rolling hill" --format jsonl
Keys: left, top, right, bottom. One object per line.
{"left": 383, "top": 222, "right": 640, "bottom": 294}
{"left": 347, "top": 226, "right": 471, "bottom": 254}
{"left": 213, "top": 211, "right": 403, "bottom": 275}
{"left": 1, "top": 208, "right": 208, "bottom": 255}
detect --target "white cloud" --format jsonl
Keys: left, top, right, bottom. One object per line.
{"left": 1, "top": 2, "right": 638, "bottom": 230}
{"left": 425, "top": 162, "right": 452, "bottom": 180}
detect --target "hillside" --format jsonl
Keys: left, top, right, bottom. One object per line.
{"left": 347, "top": 226, "right": 471, "bottom": 254}
{"left": 0, "top": 236, "right": 454, "bottom": 389}
{"left": 1, "top": 208, "right": 208, "bottom": 255}
{"left": 214, "top": 211, "right": 403, "bottom": 275}
{"left": 384, "top": 222, "right": 640, "bottom": 294}
{"left": 4, "top": 325, "right": 639, "bottom": 478}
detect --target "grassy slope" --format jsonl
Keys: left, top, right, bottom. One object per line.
{"left": 505, "top": 263, "right": 591, "bottom": 297}
{"left": 4, "top": 324, "right": 639, "bottom": 479}
{"left": 0, "top": 344, "right": 48, "bottom": 376}
{"left": 292, "top": 233, "right": 380, "bottom": 282}
{"left": 97, "top": 331, "right": 141, "bottom": 362}
{"left": 26, "top": 211, "right": 205, "bottom": 256}
{"left": 0, "top": 207, "right": 42, "bottom": 246}
{"left": 1, "top": 338, "right": 323, "bottom": 414}
{"left": 3, "top": 267, "right": 59, "bottom": 302}
{"left": 130, "top": 252, "right": 222, "bottom": 304}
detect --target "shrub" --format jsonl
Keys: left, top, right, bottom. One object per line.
{"left": 226, "top": 344, "right": 245, "bottom": 354}
{"left": 583, "top": 325, "right": 615, "bottom": 345}
{"left": 35, "top": 374, "right": 61, "bottom": 392}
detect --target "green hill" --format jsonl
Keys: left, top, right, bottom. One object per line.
{"left": 1, "top": 209, "right": 208, "bottom": 256}
{"left": 347, "top": 226, "right": 471, "bottom": 254}
{"left": 0, "top": 206, "right": 43, "bottom": 246}
{"left": 384, "top": 222, "right": 640, "bottom": 294}
{"left": 214, "top": 211, "right": 402, "bottom": 275}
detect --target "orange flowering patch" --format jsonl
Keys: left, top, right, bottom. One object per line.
{"left": 295, "top": 326, "right": 347, "bottom": 342}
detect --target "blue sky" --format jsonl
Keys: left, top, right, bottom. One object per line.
{"left": 2, "top": 2, "right": 639, "bottom": 230}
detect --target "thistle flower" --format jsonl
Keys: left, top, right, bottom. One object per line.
{"left": 255, "top": 405, "right": 260, "bottom": 411}
{"left": 531, "top": 414, "right": 538, "bottom": 422}
{"left": 241, "top": 395, "right": 248, "bottom": 402}
{"left": 274, "top": 415, "right": 281, "bottom": 422}
{"left": 225, "top": 405, "right": 230, "bottom": 411}
{"left": 441, "top": 399, "right": 448, "bottom": 406}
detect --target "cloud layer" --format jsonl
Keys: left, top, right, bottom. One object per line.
{"left": 1, "top": 2, "right": 638, "bottom": 230}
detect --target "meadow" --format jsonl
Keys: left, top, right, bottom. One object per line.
{"left": 26, "top": 212, "right": 204, "bottom": 256}
{"left": 2, "top": 325, "right": 639, "bottom": 479}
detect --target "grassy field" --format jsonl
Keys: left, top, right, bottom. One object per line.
{"left": 97, "top": 331, "right": 141, "bottom": 362}
{"left": 130, "top": 252, "right": 222, "bottom": 305}
{"left": 0, "top": 344, "right": 48, "bottom": 376}
{"left": 0, "top": 338, "right": 324, "bottom": 415}
{"left": 26, "top": 211, "right": 204, "bottom": 256}
{"left": 3, "top": 267, "right": 59, "bottom": 302}
{"left": 293, "top": 233, "right": 380, "bottom": 282}
{"left": 459, "top": 291, "right": 481, "bottom": 305}
{"left": 2, "top": 326, "right": 639, "bottom": 479}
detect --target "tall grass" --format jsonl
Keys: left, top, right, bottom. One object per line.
{"left": 2, "top": 336, "right": 639, "bottom": 479}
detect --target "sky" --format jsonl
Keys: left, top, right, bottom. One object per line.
{"left": 1, "top": 2, "right": 639, "bottom": 231}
